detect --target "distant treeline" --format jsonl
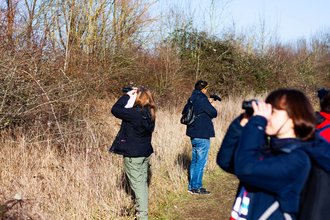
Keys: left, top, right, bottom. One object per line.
{"left": 0, "top": 0, "right": 329, "bottom": 130}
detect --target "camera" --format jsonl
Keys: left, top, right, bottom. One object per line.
{"left": 122, "top": 87, "right": 133, "bottom": 92}
{"left": 210, "top": 94, "right": 222, "bottom": 101}
{"left": 242, "top": 99, "right": 258, "bottom": 114}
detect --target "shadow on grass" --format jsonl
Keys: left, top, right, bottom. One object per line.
{"left": 175, "top": 147, "right": 191, "bottom": 181}
{"left": 119, "top": 164, "right": 153, "bottom": 216}
{"left": 120, "top": 165, "right": 153, "bottom": 194}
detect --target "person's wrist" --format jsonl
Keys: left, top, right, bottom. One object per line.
{"left": 240, "top": 118, "right": 249, "bottom": 127}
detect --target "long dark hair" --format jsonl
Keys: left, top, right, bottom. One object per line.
{"left": 135, "top": 86, "right": 156, "bottom": 122}
{"left": 266, "top": 89, "right": 316, "bottom": 141}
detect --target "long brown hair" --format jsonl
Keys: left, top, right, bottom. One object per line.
{"left": 265, "top": 89, "right": 316, "bottom": 141}
{"left": 135, "top": 86, "right": 156, "bottom": 122}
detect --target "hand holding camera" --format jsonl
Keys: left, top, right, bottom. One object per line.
{"left": 207, "top": 94, "right": 221, "bottom": 104}
{"left": 210, "top": 94, "right": 222, "bottom": 101}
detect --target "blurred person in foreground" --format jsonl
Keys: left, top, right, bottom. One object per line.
{"left": 315, "top": 88, "right": 330, "bottom": 142}
{"left": 217, "top": 89, "right": 330, "bottom": 220}
{"left": 109, "top": 86, "right": 156, "bottom": 220}
{"left": 182, "top": 80, "right": 217, "bottom": 195}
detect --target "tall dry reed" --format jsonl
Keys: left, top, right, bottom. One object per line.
{"left": 0, "top": 92, "right": 274, "bottom": 219}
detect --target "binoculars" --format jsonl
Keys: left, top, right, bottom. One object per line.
{"left": 122, "top": 87, "right": 133, "bottom": 92}
{"left": 242, "top": 100, "right": 258, "bottom": 113}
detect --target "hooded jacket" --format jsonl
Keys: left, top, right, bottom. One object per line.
{"left": 217, "top": 115, "right": 330, "bottom": 220}
{"left": 316, "top": 111, "right": 330, "bottom": 142}
{"left": 182, "top": 90, "right": 217, "bottom": 138}
{"left": 109, "top": 94, "right": 154, "bottom": 157}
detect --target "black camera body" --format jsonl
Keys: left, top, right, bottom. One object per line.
{"left": 210, "top": 94, "right": 222, "bottom": 101}
{"left": 122, "top": 87, "right": 133, "bottom": 92}
{"left": 242, "top": 99, "right": 257, "bottom": 114}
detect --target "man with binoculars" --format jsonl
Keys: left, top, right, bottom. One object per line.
{"left": 182, "top": 80, "right": 218, "bottom": 195}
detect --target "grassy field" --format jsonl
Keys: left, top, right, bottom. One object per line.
{"left": 0, "top": 92, "right": 272, "bottom": 219}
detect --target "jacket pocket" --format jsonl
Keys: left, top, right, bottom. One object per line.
{"left": 110, "top": 137, "right": 130, "bottom": 156}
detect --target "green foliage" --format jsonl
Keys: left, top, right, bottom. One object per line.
{"left": 164, "top": 28, "right": 283, "bottom": 95}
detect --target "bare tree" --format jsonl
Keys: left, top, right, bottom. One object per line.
{"left": 198, "top": 0, "right": 232, "bottom": 38}
{"left": 255, "top": 6, "right": 279, "bottom": 58}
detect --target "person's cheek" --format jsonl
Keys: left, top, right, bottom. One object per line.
{"left": 265, "top": 120, "right": 274, "bottom": 135}
{"left": 265, "top": 127, "right": 275, "bottom": 136}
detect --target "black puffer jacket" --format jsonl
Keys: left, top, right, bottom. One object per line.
{"left": 109, "top": 94, "right": 154, "bottom": 157}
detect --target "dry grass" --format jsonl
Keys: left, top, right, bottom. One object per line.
{"left": 0, "top": 92, "right": 278, "bottom": 220}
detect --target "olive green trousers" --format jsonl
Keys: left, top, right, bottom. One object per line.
{"left": 124, "top": 156, "right": 150, "bottom": 220}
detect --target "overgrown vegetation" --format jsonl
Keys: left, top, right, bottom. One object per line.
{"left": 0, "top": 0, "right": 329, "bottom": 218}
{"left": 0, "top": 0, "right": 329, "bottom": 130}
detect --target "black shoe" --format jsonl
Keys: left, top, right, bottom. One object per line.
{"left": 192, "top": 188, "right": 211, "bottom": 195}
{"left": 188, "top": 187, "right": 207, "bottom": 194}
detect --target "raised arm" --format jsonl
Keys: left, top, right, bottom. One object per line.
{"left": 217, "top": 115, "right": 243, "bottom": 174}
{"left": 200, "top": 98, "right": 217, "bottom": 118}
{"left": 234, "top": 116, "right": 311, "bottom": 194}
{"left": 111, "top": 94, "right": 138, "bottom": 122}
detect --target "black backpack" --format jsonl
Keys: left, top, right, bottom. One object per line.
{"left": 262, "top": 141, "right": 330, "bottom": 220}
{"left": 180, "top": 98, "right": 202, "bottom": 126}
{"left": 297, "top": 127, "right": 330, "bottom": 220}
{"left": 297, "top": 161, "right": 330, "bottom": 220}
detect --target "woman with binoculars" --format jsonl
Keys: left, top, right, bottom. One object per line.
{"left": 217, "top": 89, "right": 330, "bottom": 220}
{"left": 110, "top": 86, "right": 156, "bottom": 220}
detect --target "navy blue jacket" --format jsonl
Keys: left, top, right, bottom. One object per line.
{"left": 217, "top": 115, "right": 330, "bottom": 220}
{"left": 182, "top": 90, "right": 217, "bottom": 138}
{"left": 109, "top": 94, "right": 154, "bottom": 157}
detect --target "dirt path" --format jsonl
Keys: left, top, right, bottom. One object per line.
{"left": 163, "top": 171, "right": 239, "bottom": 220}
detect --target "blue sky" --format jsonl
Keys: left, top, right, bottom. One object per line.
{"left": 155, "top": 0, "right": 330, "bottom": 43}
{"left": 229, "top": 0, "right": 330, "bottom": 41}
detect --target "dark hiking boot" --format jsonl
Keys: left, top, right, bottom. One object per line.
{"left": 188, "top": 187, "right": 207, "bottom": 194}
{"left": 192, "top": 188, "right": 211, "bottom": 195}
